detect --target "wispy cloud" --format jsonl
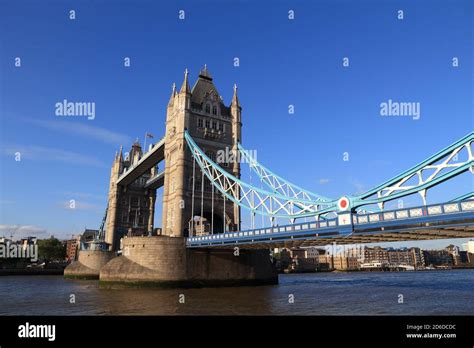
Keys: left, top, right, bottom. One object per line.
{"left": 26, "top": 118, "right": 131, "bottom": 146}
{"left": 318, "top": 178, "right": 331, "bottom": 185}
{"left": 58, "top": 200, "right": 104, "bottom": 213}
{"left": 349, "top": 178, "right": 366, "bottom": 194}
{"left": 2, "top": 145, "right": 107, "bottom": 168}
{"left": 0, "top": 224, "right": 48, "bottom": 238}
{"left": 60, "top": 191, "right": 106, "bottom": 201}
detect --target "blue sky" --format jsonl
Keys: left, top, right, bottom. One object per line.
{"left": 0, "top": 0, "right": 472, "bottom": 249}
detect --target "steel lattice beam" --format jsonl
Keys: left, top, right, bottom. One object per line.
{"left": 352, "top": 132, "right": 473, "bottom": 209}
{"left": 185, "top": 131, "right": 473, "bottom": 220}
{"left": 237, "top": 143, "right": 332, "bottom": 203}
{"left": 185, "top": 131, "right": 337, "bottom": 220}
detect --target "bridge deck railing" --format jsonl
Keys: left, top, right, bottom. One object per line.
{"left": 186, "top": 199, "right": 474, "bottom": 246}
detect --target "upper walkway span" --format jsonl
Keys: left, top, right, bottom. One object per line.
{"left": 116, "top": 137, "right": 165, "bottom": 187}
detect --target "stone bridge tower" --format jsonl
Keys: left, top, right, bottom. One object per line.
{"left": 66, "top": 67, "right": 277, "bottom": 286}
{"left": 162, "top": 66, "right": 241, "bottom": 237}
{"left": 105, "top": 141, "right": 155, "bottom": 250}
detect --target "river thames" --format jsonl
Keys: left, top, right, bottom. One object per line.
{"left": 1, "top": 269, "right": 473, "bottom": 315}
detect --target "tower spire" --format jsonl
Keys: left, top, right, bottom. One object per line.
{"left": 168, "top": 83, "right": 177, "bottom": 106}
{"left": 180, "top": 68, "right": 191, "bottom": 94}
{"left": 231, "top": 83, "right": 240, "bottom": 107}
{"left": 199, "top": 64, "right": 212, "bottom": 80}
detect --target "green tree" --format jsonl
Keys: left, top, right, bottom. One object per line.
{"left": 37, "top": 238, "right": 66, "bottom": 262}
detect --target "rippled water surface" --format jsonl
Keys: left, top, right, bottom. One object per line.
{"left": 1, "top": 270, "right": 473, "bottom": 315}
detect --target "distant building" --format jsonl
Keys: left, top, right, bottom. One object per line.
{"left": 459, "top": 251, "right": 470, "bottom": 264}
{"left": 387, "top": 248, "right": 412, "bottom": 266}
{"left": 81, "top": 229, "right": 98, "bottom": 243}
{"left": 363, "top": 247, "right": 389, "bottom": 265}
{"left": 280, "top": 248, "right": 291, "bottom": 261}
{"left": 286, "top": 248, "right": 316, "bottom": 272}
{"left": 292, "top": 255, "right": 318, "bottom": 272}
{"left": 305, "top": 247, "right": 326, "bottom": 259}
{"left": 278, "top": 247, "right": 322, "bottom": 272}
{"left": 423, "top": 250, "right": 453, "bottom": 267}
{"left": 192, "top": 217, "right": 210, "bottom": 236}
{"left": 411, "top": 248, "right": 425, "bottom": 269}
{"left": 333, "top": 255, "right": 358, "bottom": 271}
{"left": 385, "top": 247, "right": 425, "bottom": 269}
{"left": 279, "top": 248, "right": 292, "bottom": 269}
{"left": 446, "top": 244, "right": 460, "bottom": 256}
{"left": 65, "top": 236, "right": 81, "bottom": 263}
{"left": 318, "top": 254, "right": 333, "bottom": 271}
{"left": 290, "top": 248, "right": 308, "bottom": 259}
{"left": 445, "top": 244, "right": 473, "bottom": 267}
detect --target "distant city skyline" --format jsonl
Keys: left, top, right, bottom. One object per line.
{"left": 0, "top": 1, "right": 472, "bottom": 250}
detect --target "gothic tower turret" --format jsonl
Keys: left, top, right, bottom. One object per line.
{"left": 161, "top": 66, "right": 242, "bottom": 237}
{"left": 105, "top": 139, "right": 153, "bottom": 250}
{"left": 161, "top": 69, "right": 191, "bottom": 237}
{"left": 230, "top": 84, "right": 242, "bottom": 230}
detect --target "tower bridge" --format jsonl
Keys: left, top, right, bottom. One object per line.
{"left": 65, "top": 66, "right": 474, "bottom": 286}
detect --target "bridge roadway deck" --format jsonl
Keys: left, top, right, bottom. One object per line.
{"left": 186, "top": 200, "right": 474, "bottom": 249}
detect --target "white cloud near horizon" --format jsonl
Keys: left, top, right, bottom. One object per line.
{"left": 60, "top": 191, "right": 106, "bottom": 201}
{"left": 0, "top": 224, "right": 48, "bottom": 238}
{"left": 2, "top": 144, "right": 107, "bottom": 168}
{"left": 29, "top": 119, "right": 132, "bottom": 146}
{"left": 58, "top": 200, "right": 104, "bottom": 213}
{"left": 349, "top": 178, "right": 366, "bottom": 195}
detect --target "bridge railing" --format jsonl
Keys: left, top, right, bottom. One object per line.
{"left": 186, "top": 199, "right": 474, "bottom": 246}
{"left": 353, "top": 199, "right": 474, "bottom": 225}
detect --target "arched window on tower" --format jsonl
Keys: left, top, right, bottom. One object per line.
{"left": 212, "top": 105, "right": 217, "bottom": 115}
{"left": 205, "top": 103, "right": 211, "bottom": 114}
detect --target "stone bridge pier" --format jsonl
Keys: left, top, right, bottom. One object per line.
{"left": 99, "top": 236, "right": 277, "bottom": 287}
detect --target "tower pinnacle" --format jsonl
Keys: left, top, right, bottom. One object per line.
{"left": 168, "top": 83, "right": 176, "bottom": 105}
{"left": 180, "top": 68, "right": 191, "bottom": 94}
{"left": 232, "top": 83, "right": 240, "bottom": 107}
{"left": 198, "top": 64, "right": 212, "bottom": 80}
